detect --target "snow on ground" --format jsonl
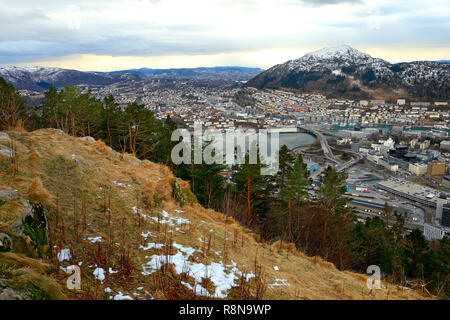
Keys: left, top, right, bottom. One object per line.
{"left": 268, "top": 278, "right": 290, "bottom": 288}
{"left": 141, "top": 231, "right": 152, "bottom": 239}
{"left": 132, "top": 206, "right": 147, "bottom": 218}
{"left": 273, "top": 266, "right": 279, "bottom": 271}
{"left": 57, "top": 248, "right": 71, "bottom": 262}
{"left": 112, "top": 180, "right": 132, "bottom": 188}
{"left": 93, "top": 267, "right": 105, "bottom": 283}
{"left": 112, "top": 292, "right": 133, "bottom": 300}
{"left": 140, "top": 241, "right": 254, "bottom": 298}
{"left": 86, "top": 236, "right": 102, "bottom": 243}
{"left": 149, "top": 210, "right": 191, "bottom": 226}
{"left": 109, "top": 267, "right": 118, "bottom": 274}
{"left": 139, "top": 242, "right": 164, "bottom": 251}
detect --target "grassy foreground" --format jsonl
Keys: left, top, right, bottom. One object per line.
{"left": 0, "top": 129, "right": 427, "bottom": 300}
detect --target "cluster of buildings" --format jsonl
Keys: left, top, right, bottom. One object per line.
{"left": 54, "top": 81, "right": 450, "bottom": 240}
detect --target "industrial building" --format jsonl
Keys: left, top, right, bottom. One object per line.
{"left": 349, "top": 199, "right": 411, "bottom": 216}
{"left": 377, "top": 180, "right": 447, "bottom": 208}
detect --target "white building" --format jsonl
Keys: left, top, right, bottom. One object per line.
{"left": 424, "top": 223, "right": 448, "bottom": 240}
{"left": 440, "top": 140, "right": 450, "bottom": 151}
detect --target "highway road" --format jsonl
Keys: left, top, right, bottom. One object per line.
{"left": 297, "top": 125, "right": 362, "bottom": 179}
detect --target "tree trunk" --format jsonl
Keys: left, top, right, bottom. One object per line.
{"left": 321, "top": 214, "right": 328, "bottom": 251}
{"left": 288, "top": 199, "right": 292, "bottom": 241}
{"left": 107, "top": 119, "right": 113, "bottom": 147}
{"left": 247, "top": 178, "right": 251, "bottom": 224}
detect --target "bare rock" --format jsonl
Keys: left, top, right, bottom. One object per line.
{"left": 80, "top": 136, "right": 95, "bottom": 142}
{"left": 0, "top": 233, "right": 13, "bottom": 252}
{"left": 10, "top": 199, "right": 33, "bottom": 237}
{"left": 0, "top": 190, "right": 19, "bottom": 202}
{"left": 0, "top": 286, "right": 30, "bottom": 300}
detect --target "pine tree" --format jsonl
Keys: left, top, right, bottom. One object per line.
{"left": 233, "top": 145, "right": 269, "bottom": 225}
{"left": 280, "top": 154, "right": 309, "bottom": 241}
{"left": 317, "top": 166, "right": 352, "bottom": 258}
{"left": 0, "top": 77, "right": 25, "bottom": 130}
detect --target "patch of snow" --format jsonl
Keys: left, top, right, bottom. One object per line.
{"left": 140, "top": 242, "right": 164, "bottom": 251}
{"left": 86, "top": 236, "right": 102, "bottom": 243}
{"left": 112, "top": 292, "right": 133, "bottom": 300}
{"left": 268, "top": 278, "right": 290, "bottom": 289}
{"left": 141, "top": 242, "right": 254, "bottom": 298}
{"left": 112, "top": 181, "right": 131, "bottom": 188}
{"left": 149, "top": 210, "right": 191, "bottom": 226}
{"left": 274, "top": 266, "right": 279, "bottom": 271}
{"left": 181, "top": 281, "right": 195, "bottom": 291}
{"left": 109, "top": 267, "right": 118, "bottom": 274}
{"left": 141, "top": 231, "right": 152, "bottom": 239}
{"left": 332, "top": 69, "right": 342, "bottom": 76}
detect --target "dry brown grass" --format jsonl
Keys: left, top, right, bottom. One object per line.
{"left": 28, "top": 177, "right": 51, "bottom": 206}
{"left": 28, "top": 148, "right": 40, "bottom": 172}
{"left": 0, "top": 128, "right": 430, "bottom": 300}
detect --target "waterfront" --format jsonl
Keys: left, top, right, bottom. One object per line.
{"left": 277, "top": 132, "right": 317, "bottom": 149}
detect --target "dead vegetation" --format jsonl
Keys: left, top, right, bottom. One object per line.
{"left": 0, "top": 129, "right": 429, "bottom": 300}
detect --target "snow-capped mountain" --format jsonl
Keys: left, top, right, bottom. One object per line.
{"left": 247, "top": 45, "right": 450, "bottom": 100}
{"left": 0, "top": 66, "right": 121, "bottom": 91}
{"left": 0, "top": 65, "right": 263, "bottom": 92}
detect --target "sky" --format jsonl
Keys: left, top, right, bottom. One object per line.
{"left": 1, "top": 0, "right": 449, "bottom": 71}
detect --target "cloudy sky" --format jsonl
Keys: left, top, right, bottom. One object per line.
{"left": 1, "top": 0, "right": 449, "bottom": 71}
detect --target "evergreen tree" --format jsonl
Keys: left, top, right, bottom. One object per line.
{"left": 276, "top": 144, "right": 295, "bottom": 191}
{"left": 404, "top": 229, "right": 429, "bottom": 279}
{"left": 280, "top": 153, "right": 309, "bottom": 241}
{"left": 233, "top": 145, "right": 269, "bottom": 225}
{"left": 101, "top": 94, "right": 121, "bottom": 147}
{"left": 0, "top": 76, "right": 25, "bottom": 130}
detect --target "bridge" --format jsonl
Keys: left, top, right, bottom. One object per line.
{"left": 295, "top": 125, "right": 362, "bottom": 179}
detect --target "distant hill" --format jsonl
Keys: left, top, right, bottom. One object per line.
{"left": 97, "top": 66, "right": 263, "bottom": 81}
{"left": 0, "top": 65, "right": 263, "bottom": 92}
{"left": 246, "top": 45, "right": 450, "bottom": 100}
{"left": 0, "top": 66, "right": 118, "bottom": 92}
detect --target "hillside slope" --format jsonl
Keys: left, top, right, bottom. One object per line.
{"left": 0, "top": 129, "right": 426, "bottom": 300}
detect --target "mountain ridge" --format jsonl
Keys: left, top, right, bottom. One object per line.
{"left": 0, "top": 66, "right": 263, "bottom": 92}
{"left": 247, "top": 46, "right": 450, "bottom": 101}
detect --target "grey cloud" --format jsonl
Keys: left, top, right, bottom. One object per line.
{"left": 0, "top": 0, "right": 448, "bottom": 65}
